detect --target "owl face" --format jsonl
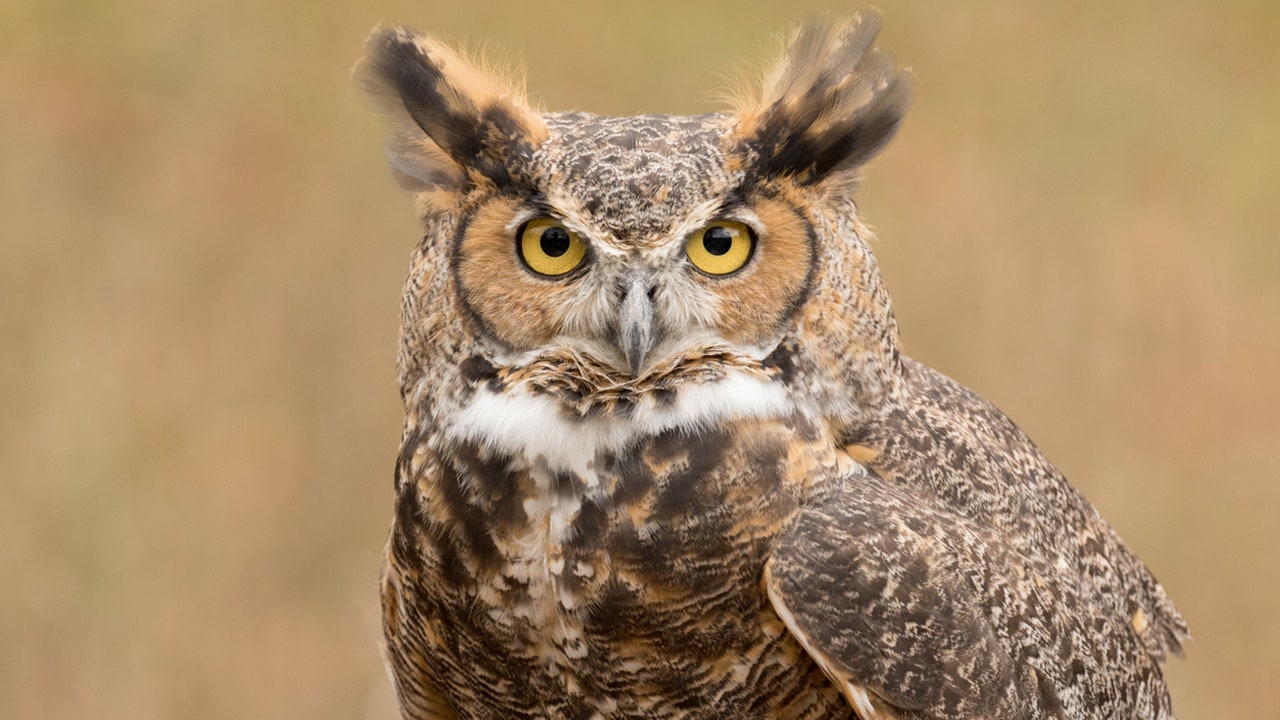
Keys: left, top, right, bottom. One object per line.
{"left": 453, "top": 112, "right": 818, "bottom": 377}
{"left": 360, "top": 17, "right": 910, "bottom": 421}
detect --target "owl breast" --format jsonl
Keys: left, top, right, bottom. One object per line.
{"left": 389, "top": 372, "right": 860, "bottom": 719}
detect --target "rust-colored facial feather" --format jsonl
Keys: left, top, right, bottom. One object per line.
{"left": 454, "top": 196, "right": 581, "bottom": 350}
{"left": 452, "top": 187, "right": 819, "bottom": 359}
{"left": 698, "top": 194, "right": 816, "bottom": 349}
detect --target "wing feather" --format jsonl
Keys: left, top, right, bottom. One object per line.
{"left": 382, "top": 536, "right": 459, "bottom": 720}
{"left": 766, "top": 459, "right": 1178, "bottom": 719}
{"left": 765, "top": 473, "right": 1030, "bottom": 719}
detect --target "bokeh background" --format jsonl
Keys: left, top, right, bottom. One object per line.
{"left": 3, "top": 0, "right": 1277, "bottom": 717}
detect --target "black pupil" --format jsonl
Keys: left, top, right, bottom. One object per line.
{"left": 703, "top": 227, "right": 734, "bottom": 256}
{"left": 540, "top": 227, "right": 571, "bottom": 257}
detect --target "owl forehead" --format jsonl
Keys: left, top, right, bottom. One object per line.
{"left": 534, "top": 112, "right": 738, "bottom": 243}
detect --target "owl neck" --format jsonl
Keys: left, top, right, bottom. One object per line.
{"left": 795, "top": 282, "right": 905, "bottom": 417}
{"left": 438, "top": 360, "right": 798, "bottom": 478}
{"left": 794, "top": 198, "right": 907, "bottom": 416}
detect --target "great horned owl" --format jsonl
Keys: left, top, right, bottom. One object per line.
{"left": 358, "top": 13, "right": 1187, "bottom": 720}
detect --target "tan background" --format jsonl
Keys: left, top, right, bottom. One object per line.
{"left": 3, "top": 0, "right": 1276, "bottom": 717}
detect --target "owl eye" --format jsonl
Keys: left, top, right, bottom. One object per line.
{"left": 686, "top": 221, "right": 755, "bottom": 276}
{"left": 519, "top": 218, "right": 587, "bottom": 277}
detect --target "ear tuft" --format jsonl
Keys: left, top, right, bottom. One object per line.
{"left": 730, "top": 12, "right": 911, "bottom": 187}
{"left": 356, "top": 26, "right": 547, "bottom": 204}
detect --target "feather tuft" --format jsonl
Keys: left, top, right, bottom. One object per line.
{"left": 355, "top": 26, "right": 546, "bottom": 206}
{"left": 728, "top": 12, "right": 911, "bottom": 187}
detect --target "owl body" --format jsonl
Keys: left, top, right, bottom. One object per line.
{"left": 390, "top": 401, "right": 855, "bottom": 719}
{"left": 362, "top": 15, "right": 1186, "bottom": 720}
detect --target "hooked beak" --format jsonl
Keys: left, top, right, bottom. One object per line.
{"left": 617, "top": 276, "right": 656, "bottom": 376}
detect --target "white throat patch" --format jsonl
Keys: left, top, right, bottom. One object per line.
{"left": 448, "top": 368, "right": 793, "bottom": 477}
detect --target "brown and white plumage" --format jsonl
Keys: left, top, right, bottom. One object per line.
{"left": 358, "top": 13, "right": 1186, "bottom": 720}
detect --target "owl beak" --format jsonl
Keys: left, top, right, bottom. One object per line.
{"left": 618, "top": 276, "right": 655, "bottom": 376}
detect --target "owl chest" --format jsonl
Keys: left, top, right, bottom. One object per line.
{"left": 407, "top": 413, "right": 850, "bottom": 718}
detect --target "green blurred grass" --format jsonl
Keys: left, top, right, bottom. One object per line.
{"left": 2, "top": 0, "right": 1277, "bottom": 717}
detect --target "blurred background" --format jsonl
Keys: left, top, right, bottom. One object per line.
{"left": 2, "top": 0, "right": 1276, "bottom": 717}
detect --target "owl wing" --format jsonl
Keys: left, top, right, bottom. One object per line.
{"left": 763, "top": 468, "right": 1171, "bottom": 720}
{"left": 381, "top": 536, "right": 460, "bottom": 720}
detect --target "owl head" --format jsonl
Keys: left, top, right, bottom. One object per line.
{"left": 359, "top": 14, "right": 910, "bottom": 430}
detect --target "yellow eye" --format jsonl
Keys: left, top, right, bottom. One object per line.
{"left": 685, "top": 221, "right": 755, "bottom": 276}
{"left": 519, "top": 218, "right": 587, "bottom": 277}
